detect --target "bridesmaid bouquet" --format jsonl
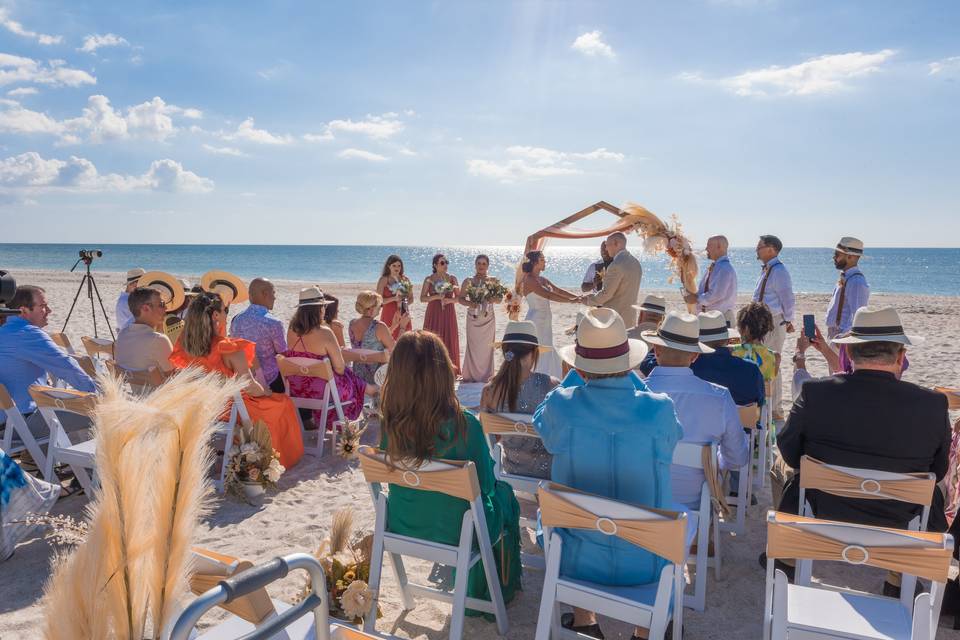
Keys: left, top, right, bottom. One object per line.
{"left": 433, "top": 280, "right": 455, "bottom": 297}
{"left": 389, "top": 278, "right": 413, "bottom": 314}
{"left": 463, "top": 278, "right": 508, "bottom": 317}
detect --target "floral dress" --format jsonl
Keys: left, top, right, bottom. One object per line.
{"left": 349, "top": 319, "right": 386, "bottom": 385}
{"left": 283, "top": 335, "right": 368, "bottom": 430}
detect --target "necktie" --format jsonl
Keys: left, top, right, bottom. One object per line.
{"left": 703, "top": 262, "right": 715, "bottom": 293}
{"left": 758, "top": 264, "right": 772, "bottom": 301}
{"left": 834, "top": 275, "right": 848, "bottom": 327}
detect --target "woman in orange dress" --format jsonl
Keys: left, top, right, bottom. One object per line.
{"left": 169, "top": 291, "right": 304, "bottom": 469}
{"left": 376, "top": 254, "right": 413, "bottom": 339}
{"left": 420, "top": 253, "right": 461, "bottom": 376}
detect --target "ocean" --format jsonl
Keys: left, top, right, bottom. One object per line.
{"left": 1, "top": 244, "right": 958, "bottom": 296}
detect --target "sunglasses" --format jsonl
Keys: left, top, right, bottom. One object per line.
{"left": 438, "top": 260, "right": 448, "bottom": 265}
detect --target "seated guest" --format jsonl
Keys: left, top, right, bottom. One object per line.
{"left": 535, "top": 308, "right": 681, "bottom": 639}
{"left": 230, "top": 278, "right": 287, "bottom": 393}
{"left": 169, "top": 291, "right": 303, "bottom": 469}
{"left": 628, "top": 294, "right": 667, "bottom": 339}
{"left": 379, "top": 331, "right": 521, "bottom": 614}
{"left": 0, "top": 285, "right": 96, "bottom": 415}
{"left": 691, "top": 310, "right": 765, "bottom": 408}
{"left": 114, "top": 287, "right": 175, "bottom": 379}
{"left": 322, "top": 293, "right": 346, "bottom": 347}
{"left": 116, "top": 267, "right": 145, "bottom": 331}
{"left": 730, "top": 302, "right": 778, "bottom": 384}
{"left": 348, "top": 291, "right": 395, "bottom": 385}
{"left": 642, "top": 312, "right": 750, "bottom": 510}
{"left": 480, "top": 320, "right": 558, "bottom": 480}
{"left": 284, "top": 287, "right": 376, "bottom": 431}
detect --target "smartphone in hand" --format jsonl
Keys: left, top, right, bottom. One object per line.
{"left": 803, "top": 314, "right": 816, "bottom": 340}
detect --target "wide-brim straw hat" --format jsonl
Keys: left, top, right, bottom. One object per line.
{"left": 558, "top": 308, "right": 648, "bottom": 374}
{"left": 832, "top": 306, "right": 923, "bottom": 346}
{"left": 698, "top": 310, "right": 739, "bottom": 341}
{"left": 632, "top": 294, "right": 667, "bottom": 316}
{"left": 494, "top": 320, "right": 551, "bottom": 352}
{"left": 295, "top": 285, "right": 332, "bottom": 308}
{"left": 641, "top": 311, "right": 715, "bottom": 354}
{"left": 201, "top": 270, "right": 249, "bottom": 306}
{"left": 125, "top": 267, "right": 146, "bottom": 287}
{"left": 836, "top": 236, "right": 865, "bottom": 256}
{"left": 137, "top": 271, "right": 185, "bottom": 312}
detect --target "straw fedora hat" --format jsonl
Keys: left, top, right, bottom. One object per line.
{"left": 200, "top": 270, "right": 249, "bottom": 306}
{"left": 832, "top": 306, "right": 923, "bottom": 346}
{"left": 836, "top": 237, "right": 865, "bottom": 256}
{"left": 295, "top": 286, "right": 332, "bottom": 308}
{"left": 698, "top": 310, "right": 739, "bottom": 342}
{"left": 494, "top": 320, "right": 551, "bottom": 352}
{"left": 558, "top": 308, "right": 648, "bottom": 374}
{"left": 633, "top": 294, "right": 667, "bottom": 316}
{"left": 137, "top": 271, "right": 185, "bottom": 312}
{"left": 124, "top": 267, "right": 146, "bottom": 287}
{"left": 641, "top": 311, "right": 715, "bottom": 354}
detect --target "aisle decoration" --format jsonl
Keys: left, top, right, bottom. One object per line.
{"left": 334, "top": 419, "right": 366, "bottom": 460}
{"left": 224, "top": 419, "right": 285, "bottom": 501}
{"left": 463, "top": 278, "right": 509, "bottom": 317}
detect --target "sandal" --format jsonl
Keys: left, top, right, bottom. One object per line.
{"left": 561, "top": 612, "right": 604, "bottom": 639}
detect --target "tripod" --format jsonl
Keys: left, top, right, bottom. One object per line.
{"left": 62, "top": 256, "right": 115, "bottom": 340}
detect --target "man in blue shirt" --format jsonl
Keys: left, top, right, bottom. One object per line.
{"left": 691, "top": 311, "right": 765, "bottom": 408}
{"left": 0, "top": 285, "right": 96, "bottom": 415}
{"left": 826, "top": 237, "right": 870, "bottom": 340}
{"left": 685, "top": 235, "right": 738, "bottom": 326}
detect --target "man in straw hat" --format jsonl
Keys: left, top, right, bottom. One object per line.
{"left": 533, "top": 307, "right": 682, "bottom": 639}
{"left": 138, "top": 271, "right": 188, "bottom": 345}
{"left": 691, "top": 310, "right": 764, "bottom": 407}
{"left": 115, "top": 267, "right": 145, "bottom": 331}
{"left": 230, "top": 278, "right": 287, "bottom": 393}
{"left": 628, "top": 293, "right": 667, "bottom": 338}
{"left": 685, "top": 235, "right": 737, "bottom": 326}
{"left": 643, "top": 312, "right": 749, "bottom": 510}
{"left": 826, "top": 236, "right": 869, "bottom": 340}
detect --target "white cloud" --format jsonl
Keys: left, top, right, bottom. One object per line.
{"left": 0, "top": 103, "right": 66, "bottom": 136}
{"left": 79, "top": 33, "right": 130, "bottom": 54}
{"left": 571, "top": 30, "right": 615, "bottom": 59}
{"left": 468, "top": 145, "right": 624, "bottom": 183}
{"left": 929, "top": 56, "right": 960, "bottom": 76}
{"left": 223, "top": 117, "right": 293, "bottom": 145}
{"left": 338, "top": 148, "right": 389, "bottom": 162}
{"left": 7, "top": 87, "right": 38, "bottom": 97}
{"left": 695, "top": 49, "right": 898, "bottom": 97}
{"left": 327, "top": 113, "right": 404, "bottom": 140}
{"left": 144, "top": 159, "right": 214, "bottom": 193}
{"left": 0, "top": 8, "right": 63, "bottom": 45}
{"left": 302, "top": 131, "right": 334, "bottom": 142}
{"left": 202, "top": 144, "right": 247, "bottom": 157}
{"left": 0, "top": 53, "right": 96, "bottom": 88}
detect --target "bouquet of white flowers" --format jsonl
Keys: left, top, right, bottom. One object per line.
{"left": 225, "top": 420, "right": 285, "bottom": 500}
{"left": 388, "top": 278, "right": 413, "bottom": 314}
{"left": 433, "top": 279, "right": 454, "bottom": 297}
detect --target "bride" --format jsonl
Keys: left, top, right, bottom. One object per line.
{"left": 518, "top": 250, "right": 582, "bottom": 378}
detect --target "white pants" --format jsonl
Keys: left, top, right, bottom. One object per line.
{"left": 763, "top": 314, "right": 788, "bottom": 416}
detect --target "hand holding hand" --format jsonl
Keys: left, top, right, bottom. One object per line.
{"left": 683, "top": 292, "right": 698, "bottom": 304}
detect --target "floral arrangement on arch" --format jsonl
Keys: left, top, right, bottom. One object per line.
{"left": 225, "top": 419, "right": 285, "bottom": 496}
{"left": 463, "top": 278, "right": 509, "bottom": 317}
{"left": 624, "top": 203, "right": 699, "bottom": 302}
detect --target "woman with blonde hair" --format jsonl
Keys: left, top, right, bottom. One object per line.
{"left": 348, "top": 290, "right": 395, "bottom": 384}
{"left": 380, "top": 331, "right": 522, "bottom": 614}
{"left": 169, "top": 291, "right": 304, "bottom": 468}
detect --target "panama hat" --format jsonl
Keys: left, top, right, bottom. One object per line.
{"left": 558, "top": 307, "right": 648, "bottom": 374}
{"left": 124, "top": 267, "right": 146, "bottom": 287}
{"left": 201, "top": 270, "right": 249, "bottom": 306}
{"left": 698, "top": 310, "right": 739, "bottom": 342}
{"left": 295, "top": 286, "right": 332, "bottom": 308}
{"left": 836, "top": 237, "right": 865, "bottom": 256}
{"left": 137, "top": 271, "right": 185, "bottom": 312}
{"left": 641, "top": 311, "right": 715, "bottom": 354}
{"left": 831, "top": 307, "right": 923, "bottom": 346}
{"left": 494, "top": 320, "right": 551, "bottom": 352}
{"left": 633, "top": 294, "right": 667, "bottom": 316}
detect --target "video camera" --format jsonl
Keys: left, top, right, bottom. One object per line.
{"left": 0, "top": 270, "right": 20, "bottom": 317}
{"left": 77, "top": 249, "right": 102, "bottom": 262}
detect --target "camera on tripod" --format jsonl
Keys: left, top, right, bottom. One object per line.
{"left": 0, "top": 270, "right": 20, "bottom": 317}
{"left": 78, "top": 249, "right": 103, "bottom": 262}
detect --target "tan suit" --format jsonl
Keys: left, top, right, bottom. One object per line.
{"left": 583, "top": 249, "right": 642, "bottom": 327}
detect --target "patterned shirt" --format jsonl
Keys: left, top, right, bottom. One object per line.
{"left": 229, "top": 304, "right": 287, "bottom": 384}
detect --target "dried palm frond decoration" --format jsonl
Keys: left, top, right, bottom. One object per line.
{"left": 42, "top": 368, "right": 243, "bottom": 640}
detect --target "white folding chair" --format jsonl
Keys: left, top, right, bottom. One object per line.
{"left": 277, "top": 355, "right": 353, "bottom": 457}
{"left": 755, "top": 381, "right": 774, "bottom": 490}
{"left": 358, "top": 446, "right": 509, "bottom": 640}
{"left": 105, "top": 360, "right": 165, "bottom": 394}
{"left": 31, "top": 384, "right": 98, "bottom": 495}
{"left": 214, "top": 392, "right": 252, "bottom": 493}
{"left": 762, "top": 511, "right": 953, "bottom": 640}
{"left": 671, "top": 441, "right": 724, "bottom": 612}
{"left": 0, "top": 383, "right": 52, "bottom": 480}
{"left": 81, "top": 335, "right": 114, "bottom": 369}
{"left": 723, "top": 403, "right": 760, "bottom": 536}
{"left": 535, "top": 482, "right": 692, "bottom": 640}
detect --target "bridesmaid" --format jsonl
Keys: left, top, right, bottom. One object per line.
{"left": 376, "top": 255, "right": 413, "bottom": 339}
{"left": 421, "top": 253, "right": 461, "bottom": 376}
{"left": 458, "top": 254, "right": 501, "bottom": 382}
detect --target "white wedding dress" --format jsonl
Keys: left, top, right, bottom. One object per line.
{"left": 524, "top": 289, "right": 564, "bottom": 379}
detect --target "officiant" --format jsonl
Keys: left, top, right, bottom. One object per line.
{"left": 580, "top": 231, "right": 643, "bottom": 327}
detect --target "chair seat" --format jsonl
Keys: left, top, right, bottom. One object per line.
{"left": 785, "top": 584, "right": 913, "bottom": 639}
{"left": 57, "top": 439, "right": 96, "bottom": 466}
{"left": 195, "top": 598, "right": 315, "bottom": 639}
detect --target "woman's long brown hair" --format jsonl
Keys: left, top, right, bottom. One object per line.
{"left": 487, "top": 343, "right": 539, "bottom": 412}
{"left": 180, "top": 292, "right": 224, "bottom": 357}
{"left": 380, "top": 331, "right": 464, "bottom": 467}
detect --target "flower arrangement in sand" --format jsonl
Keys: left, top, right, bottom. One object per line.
{"left": 295, "top": 508, "right": 380, "bottom": 624}
{"left": 224, "top": 419, "right": 284, "bottom": 497}
{"left": 334, "top": 418, "right": 366, "bottom": 460}
{"left": 503, "top": 289, "right": 522, "bottom": 321}
{"left": 41, "top": 368, "right": 244, "bottom": 639}
{"left": 463, "top": 278, "right": 509, "bottom": 317}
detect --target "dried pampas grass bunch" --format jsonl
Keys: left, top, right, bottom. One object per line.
{"left": 42, "top": 368, "right": 244, "bottom": 640}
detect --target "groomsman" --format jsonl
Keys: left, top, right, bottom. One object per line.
{"left": 825, "top": 237, "right": 869, "bottom": 339}
{"left": 685, "top": 235, "right": 737, "bottom": 325}
{"left": 753, "top": 235, "right": 795, "bottom": 419}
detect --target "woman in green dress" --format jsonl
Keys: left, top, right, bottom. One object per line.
{"left": 379, "top": 330, "right": 522, "bottom": 614}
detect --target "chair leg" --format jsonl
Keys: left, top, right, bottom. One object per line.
{"left": 534, "top": 536, "right": 562, "bottom": 640}
{"left": 712, "top": 507, "right": 722, "bottom": 580}
{"left": 388, "top": 552, "right": 416, "bottom": 611}
{"left": 449, "top": 544, "right": 473, "bottom": 640}
{"left": 364, "top": 530, "right": 386, "bottom": 634}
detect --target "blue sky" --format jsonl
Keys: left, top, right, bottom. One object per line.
{"left": 1, "top": 1, "right": 958, "bottom": 247}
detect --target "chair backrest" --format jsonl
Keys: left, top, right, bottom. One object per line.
{"left": 0, "top": 384, "right": 14, "bottom": 411}
{"left": 478, "top": 411, "right": 538, "bottom": 438}
{"left": 538, "top": 482, "right": 687, "bottom": 565}
{"left": 934, "top": 386, "right": 960, "bottom": 411}
{"left": 276, "top": 354, "right": 334, "bottom": 382}
{"left": 105, "top": 360, "right": 165, "bottom": 390}
{"left": 737, "top": 404, "right": 760, "bottom": 430}
{"left": 799, "top": 456, "right": 935, "bottom": 506}
{"left": 28, "top": 385, "right": 97, "bottom": 417}
{"left": 672, "top": 441, "right": 729, "bottom": 516}
{"left": 765, "top": 511, "right": 952, "bottom": 584}
{"left": 49, "top": 332, "right": 75, "bottom": 353}
{"left": 357, "top": 445, "right": 480, "bottom": 502}
{"left": 82, "top": 335, "right": 114, "bottom": 360}
{"left": 71, "top": 354, "right": 98, "bottom": 379}
{"left": 189, "top": 547, "right": 276, "bottom": 624}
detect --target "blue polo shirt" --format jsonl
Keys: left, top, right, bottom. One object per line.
{"left": 690, "top": 346, "right": 765, "bottom": 407}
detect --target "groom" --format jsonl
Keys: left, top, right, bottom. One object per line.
{"left": 581, "top": 231, "right": 643, "bottom": 327}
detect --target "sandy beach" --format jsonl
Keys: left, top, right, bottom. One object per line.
{"left": 2, "top": 268, "right": 959, "bottom": 639}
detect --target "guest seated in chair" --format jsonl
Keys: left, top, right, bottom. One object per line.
{"left": 691, "top": 310, "right": 765, "bottom": 408}
{"left": 534, "top": 308, "right": 682, "bottom": 640}
{"left": 169, "top": 291, "right": 303, "bottom": 469}
{"left": 628, "top": 294, "right": 667, "bottom": 339}
{"left": 230, "top": 277, "right": 287, "bottom": 393}
{"left": 379, "top": 330, "right": 522, "bottom": 615}
{"left": 348, "top": 291, "right": 394, "bottom": 385}
{"left": 114, "top": 287, "right": 175, "bottom": 379}
{"left": 730, "top": 302, "right": 778, "bottom": 385}
{"left": 321, "top": 293, "right": 346, "bottom": 347}
{"left": 480, "top": 320, "right": 558, "bottom": 480}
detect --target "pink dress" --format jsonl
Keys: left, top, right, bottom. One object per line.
{"left": 282, "top": 340, "right": 368, "bottom": 430}
{"left": 423, "top": 278, "right": 461, "bottom": 375}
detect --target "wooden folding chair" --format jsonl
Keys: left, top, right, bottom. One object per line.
{"left": 1, "top": 383, "right": 53, "bottom": 480}
{"left": 722, "top": 403, "right": 761, "bottom": 536}
{"left": 535, "top": 482, "right": 692, "bottom": 640}
{"left": 214, "top": 392, "right": 252, "bottom": 493}
{"left": 104, "top": 360, "right": 165, "bottom": 394}
{"left": 763, "top": 511, "right": 953, "bottom": 640}
{"left": 358, "top": 446, "right": 509, "bottom": 640}
{"left": 934, "top": 386, "right": 960, "bottom": 410}
{"left": 49, "top": 332, "right": 75, "bottom": 354}
{"left": 30, "top": 384, "right": 98, "bottom": 495}
{"left": 277, "top": 355, "right": 353, "bottom": 457}
{"left": 81, "top": 335, "right": 114, "bottom": 361}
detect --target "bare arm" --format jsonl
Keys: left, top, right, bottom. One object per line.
{"left": 523, "top": 275, "right": 579, "bottom": 303}
{"left": 542, "top": 277, "right": 580, "bottom": 302}
{"left": 377, "top": 276, "right": 399, "bottom": 306}
{"left": 420, "top": 277, "right": 438, "bottom": 303}
{"left": 374, "top": 321, "right": 396, "bottom": 360}
{"left": 223, "top": 350, "right": 269, "bottom": 397}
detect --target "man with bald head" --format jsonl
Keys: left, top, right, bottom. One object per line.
{"left": 230, "top": 277, "right": 287, "bottom": 392}
{"left": 686, "top": 235, "right": 737, "bottom": 326}
{"left": 581, "top": 231, "right": 643, "bottom": 326}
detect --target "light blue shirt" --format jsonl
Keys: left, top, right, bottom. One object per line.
{"left": 696, "top": 255, "right": 737, "bottom": 314}
{"left": 752, "top": 256, "right": 796, "bottom": 323}
{"left": 645, "top": 366, "right": 749, "bottom": 510}
{"left": 826, "top": 266, "right": 869, "bottom": 334}
{"left": 116, "top": 291, "right": 134, "bottom": 331}
{"left": 0, "top": 317, "right": 97, "bottom": 413}
{"left": 229, "top": 304, "right": 287, "bottom": 384}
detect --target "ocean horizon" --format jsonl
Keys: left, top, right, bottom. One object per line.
{"left": 2, "top": 243, "right": 959, "bottom": 297}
